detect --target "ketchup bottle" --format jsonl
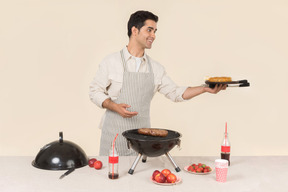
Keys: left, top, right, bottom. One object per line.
{"left": 108, "top": 142, "right": 119, "bottom": 179}
{"left": 221, "top": 122, "right": 231, "bottom": 166}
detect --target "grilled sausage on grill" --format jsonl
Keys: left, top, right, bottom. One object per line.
{"left": 138, "top": 128, "right": 168, "bottom": 137}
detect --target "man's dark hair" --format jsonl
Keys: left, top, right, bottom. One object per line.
{"left": 127, "top": 10, "right": 158, "bottom": 37}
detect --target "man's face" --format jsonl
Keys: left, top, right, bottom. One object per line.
{"left": 134, "top": 19, "right": 157, "bottom": 49}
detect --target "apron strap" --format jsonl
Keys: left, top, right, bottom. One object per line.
{"left": 120, "top": 50, "right": 126, "bottom": 71}
{"left": 145, "top": 56, "right": 153, "bottom": 74}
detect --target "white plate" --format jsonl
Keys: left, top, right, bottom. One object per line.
{"left": 150, "top": 176, "right": 182, "bottom": 186}
{"left": 184, "top": 166, "right": 213, "bottom": 175}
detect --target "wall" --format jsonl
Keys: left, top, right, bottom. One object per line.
{"left": 1, "top": 0, "right": 287, "bottom": 156}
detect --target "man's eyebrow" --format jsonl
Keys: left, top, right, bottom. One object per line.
{"left": 148, "top": 26, "right": 157, "bottom": 31}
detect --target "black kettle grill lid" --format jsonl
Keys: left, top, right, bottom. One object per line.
{"left": 32, "top": 132, "right": 88, "bottom": 170}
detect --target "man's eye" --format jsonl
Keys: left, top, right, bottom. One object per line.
{"left": 147, "top": 29, "right": 151, "bottom": 32}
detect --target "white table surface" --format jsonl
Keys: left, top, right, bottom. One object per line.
{"left": 0, "top": 156, "right": 288, "bottom": 192}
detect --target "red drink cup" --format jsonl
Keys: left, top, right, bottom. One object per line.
{"left": 215, "top": 159, "right": 228, "bottom": 182}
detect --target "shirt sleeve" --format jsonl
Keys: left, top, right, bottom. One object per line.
{"left": 158, "top": 72, "right": 188, "bottom": 102}
{"left": 89, "top": 59, "right": 111, "bottom": 109}
{"left": 153, "top": 62, "right": 188, "bottom": 102}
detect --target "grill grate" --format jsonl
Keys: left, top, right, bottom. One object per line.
{"left": 123, "top": 129, "right": 181, "bottom": 141}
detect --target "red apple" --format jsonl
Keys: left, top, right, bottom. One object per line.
{"left": 161, "top": 169, "right": 171, "bottom": 177}
{"left": 88, "top": 158, "right": 97, "bottom": 168}
{"left": 152, "top": 170, "right": 160, "bottom": 180}
{"left": 154, "top": 173, "right": 166, "bottom": 183}
{"left": 166, "top": 173, "right": 177, "bottom": 183}
{"left": 94, "top": 160, "right": 103, "bottom": 170}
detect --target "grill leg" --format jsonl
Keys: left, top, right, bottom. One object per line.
{"left": 165, "top": 152, "right": 181, "bottom": 172}
{"left": 128, "top": 153, "right": 142, "bottom": 175}
{"left": 142, "top": 155, "right": 147, "bottom": 163}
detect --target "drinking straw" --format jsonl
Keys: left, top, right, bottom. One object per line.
{"left": 225, "top": 122, "right": 227, "bottom": 146}
{"left": 113, "top": 133, "right": 118, "bottom": 156}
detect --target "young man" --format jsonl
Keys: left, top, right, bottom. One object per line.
{"left": 89, "top": 10, "right": 226, "bottom": 156}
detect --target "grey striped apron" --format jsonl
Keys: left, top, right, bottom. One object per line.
{"left": 99, "top": 50, "right": 154, "bottom": 156}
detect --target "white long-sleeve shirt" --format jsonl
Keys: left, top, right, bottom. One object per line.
{"left": 89, "top": 47, "right": 188, "bottom": 128}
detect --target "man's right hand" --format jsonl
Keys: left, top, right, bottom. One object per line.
{"left": 102, "top": 98, "right": 138, "bottom": 118}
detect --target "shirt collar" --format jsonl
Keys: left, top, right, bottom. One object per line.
{"left": 123, "top": 46, "right": 147, "bottom": 63}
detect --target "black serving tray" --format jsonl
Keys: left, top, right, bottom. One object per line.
{"left": 205, "top": 79, "right": 250, "bottom": 88}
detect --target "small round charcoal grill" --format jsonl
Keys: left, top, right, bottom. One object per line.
{"left": 122, "top": 128, "right": 181, "bottom": 175}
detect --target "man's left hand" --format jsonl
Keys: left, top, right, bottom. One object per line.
{"left": 204, "top": 84, "right": 227, "bottom": 94}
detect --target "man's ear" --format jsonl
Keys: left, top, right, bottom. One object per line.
{"left": 131, "top": 26, "right": 139, "bottom": 36}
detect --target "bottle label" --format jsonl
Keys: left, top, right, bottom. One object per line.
{"left": 109, "top": 156, "right": 119, "bottom": 164}
{"left": 221, "top": 146, "right": 230, "bottom": 152}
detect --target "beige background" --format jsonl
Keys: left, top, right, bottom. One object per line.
{"left": 1, "top": 0, "right": 287, "bottom": 157}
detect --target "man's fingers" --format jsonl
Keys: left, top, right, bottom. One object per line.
{"left": 122, "top": 110, "right": 138, "bottom": 118}
{"left": 118, "top": 103, "right": 138, "bottom": 118}
{"left": 212, "top": 84, "right": 226, "bottom": 93}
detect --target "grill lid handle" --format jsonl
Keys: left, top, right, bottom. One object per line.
{"left": 126, "top": 140, "right": 132, "bottom": 149}
{"left": 177, "top": 139, "right": 181, "bottom": 147}
{"left": 177, "top": 139, "right": 182, "bottom": 151}
{"left": 59, "top": 132, "right": 63, "bottom": 143}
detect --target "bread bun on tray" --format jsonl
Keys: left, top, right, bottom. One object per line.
{"left": 207, "top": 77, "right": 232, "bottom": 82}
